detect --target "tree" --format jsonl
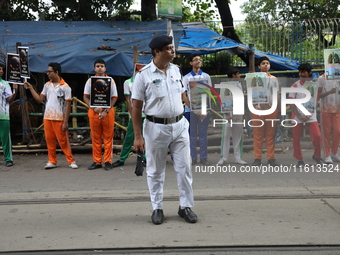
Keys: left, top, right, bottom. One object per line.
{"left": 0, "top": 0, "right": 134, "bottom": 21}
{"left": 140, "top": 0, "right": 246, "bottom": 63}
{"left": 0, "top": 0, "right": 40, "bottom": 21}
{"left": 241, "top": 0, "right": 340, "bottom": 47}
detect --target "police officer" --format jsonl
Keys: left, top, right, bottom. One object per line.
{"left": 132, "top": 35, "right": 197, "bottom": 225}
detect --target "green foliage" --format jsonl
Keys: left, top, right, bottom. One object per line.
{"left": 241, "top": 0, "right": 340, "bottom": 63}
{"left": 0, "top": 0, "right": 134, "bottom": 21}
{"left": 46, "top": 0, "right": 134, "bottom": 21}
{"left": 0, "top": 0, "right": 41, "bottom": 21}
{"left": 182, "top": 0, "right": 219, "bottom": 22}
{"left": 242, "top": 0, "right": 340, "bottom": 22}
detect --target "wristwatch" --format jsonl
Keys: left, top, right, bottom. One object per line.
{"left": 104, "top": 109, "right": 109, "bottom": 113}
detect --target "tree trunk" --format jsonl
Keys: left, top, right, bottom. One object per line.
{"left": 141, "top": 0, "right": 157, "bottom": 21}
{"left": 214, "top": 0, "right": 248, "bottom": 66}
{"left": 214, "top": 0, "right": 242, "bottom": 43}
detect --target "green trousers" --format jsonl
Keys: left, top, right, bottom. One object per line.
{"left": 118, "top": 118, "right": 146, "bottom": 162}
{"left": 0, "top": 120, "right": 13, "bottom": 162}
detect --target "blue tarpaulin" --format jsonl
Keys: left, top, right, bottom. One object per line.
{"left": 0, "top": 20, "right": 299, "bottom": 76}
{"left": 178, "top": 22, "right": 300, "bottom": 70}
{"left": 0, "top": 20, "right": 182, "bottom": 76}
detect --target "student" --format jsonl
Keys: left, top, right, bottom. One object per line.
{"left": 289, "top": 63, "right": 322, "bottom": 166}
{"left": 132, "top": 35, "right": 197, "bottom": 225}
{"left": 318, "top": 72, "right": 340, "bottom": 164}
{"left": 182, "top": 53, "right": 211, "bottom": 166}
{"left": 251, "top": 57, "right": 279, "bottom": 166}
{"left": 83, "top": 59, "right": 118, "bottom": 170}
{"left": 0, "top": 65, "right": 17, "bottom": 167}
{"left": 111, "top": 75, "right": 146, "bottom": 168}
{"left": 217, "top": 67, "right": 247, "bottom": 165}
{"left": 24, "top": 63, "right": 78, "bottom": 169}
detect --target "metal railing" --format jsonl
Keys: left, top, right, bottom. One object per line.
{"left": 207, "top": 18, "right": 340, "bottom": 67}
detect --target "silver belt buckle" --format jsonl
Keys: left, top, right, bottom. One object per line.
{"left": 168, "top": 117, "right": 176, "bottom": 124}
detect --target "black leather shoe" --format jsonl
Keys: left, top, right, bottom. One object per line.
{"left": 178, "top": 206, "right": 197, "bottom": 223}
{"left": 112, "top": 160, "right": 124, "bottom": 168}
{"left": 200, "top": 158, "right": 210, "bottom": 166}
{"left": 252, "top": 159, "right": 262, "bottom": 166}
{"left": 151, "top": 209, "right": 164, "bottom": 225}
{"left": 104, "top": 162, "right": 112, "bottom": 170}
{"left": 5, "top": 161, "right": 13, "bottom": 167}
{"left": 268, "top": 159, "right": 279, "bottom": 166}
{"left": 312, "top": 155, "right": 324, "bottom": 165}
{"left": 296, "top": 160, "right": 305, "bottom": 167}
{"left": 88, "top": 162, "right": 102, "bottom": 170}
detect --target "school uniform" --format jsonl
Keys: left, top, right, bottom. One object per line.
{"left": 289, "top": 79, "right": 321, "bottom": 160}
{"left": 41, "top": 78, "right": 75, "bottom": 165}
{"left": 318, "top": 74, "right": 340, "bottom": 157}
{"left": 84, "top": 74, "right": 118, "bottom": 164}
{"left": 0, "top": 77, "right": 13, "bottom": 163}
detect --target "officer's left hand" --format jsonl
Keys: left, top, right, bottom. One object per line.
{"left": 133, "top": 136, "right": 145, "bottom": 154}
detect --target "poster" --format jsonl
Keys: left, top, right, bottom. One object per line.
{"left": 18, "top": 46, "right": 30, "bottom": 79}
{"left": 324, "top": 49, "right": 340, "bottom": 80}
{"left": 90, "top": 76, "right": 112, "bottom": 108}
{"left": 219, "top": 81, "right": 241, "bottom": 113}
{"left": 302, "top": 81, "right": 318, "bottom": 113}
{"left": 6, "top": 53, "right": 23, "bottom": 84}
{"left": 246, "top": 72, "right": 269, "bottom": 104}
{"left": 189, "top": 78, "right": 212, "bottom": 111}
{"left": 158, "top": 0, "right": 182, "bottom": 20}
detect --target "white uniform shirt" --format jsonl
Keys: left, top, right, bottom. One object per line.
{"left": 41, "top": 78, "right": 72, "bottom": 121}
{"left": 289, "top": 79, "right": 317, "bottom": 123}
{"left": 132, "top": 61, "right": 184, "bottom": 118}
{"left": 318, "top": 74, "right": 340, "bottom": 113}
{"left": 182, "top": 70, "right": 211, "bottom": 112}
{"left": 123, "top": 77, "right": 133, "bottom": 97}
{"left": 0, "top": 77, "right": 12, "bottom": 120}
{"left": 83, "top": 75, "right": 118, "bottom": 105}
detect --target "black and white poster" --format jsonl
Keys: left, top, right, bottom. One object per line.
{"left": 90, "top": 76, "right": 112, "bottom": 108}
{"left": 6, "top": 53, "right": 23, "bottom": 84}
{"left": 18, "top": 46, "right": 30, "bottom": 79}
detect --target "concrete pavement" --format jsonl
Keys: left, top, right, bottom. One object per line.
{"left": 0, "top": 142, "right": 340, "bottom": 252}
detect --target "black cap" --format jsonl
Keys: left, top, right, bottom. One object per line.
{"left": 149, "top": 35, "right": 173, "bottom": 50}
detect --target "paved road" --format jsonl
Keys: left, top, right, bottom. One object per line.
{"left": 0, "top": 143, "right": 340, "bottom": 254}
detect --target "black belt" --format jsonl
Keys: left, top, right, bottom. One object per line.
{"left": 146, "top": 113, "right": 184, "bottom": 124}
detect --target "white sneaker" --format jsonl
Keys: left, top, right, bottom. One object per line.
{"left": 44, "top": 162, "right": 57, "bottom": 169}
{"left": 69, "top": 162, "right": 78, "bottom": 169}
{"left": 324, "top": 156, "right": 333, "bottom": 164}
{"left": 331, "top": 153, "right": 340, "bottom": 162}
{"left": 235, "top": 158, "right": 248, "bottom": 165}
{"left": 217, "top": 158, "right": 227, "bottom": 165}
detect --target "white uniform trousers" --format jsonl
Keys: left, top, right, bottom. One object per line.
{"left": 143, "top": 117, "right": 194, "bottom": 210}
{"left": 221, "top": 115, "right": 243, "bottom": 162}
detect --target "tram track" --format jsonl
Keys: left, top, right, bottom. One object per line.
{"left": 2, "top": 245, "right": 340, "bottom": 255}
{"left": 1, "top": 194, "right": 340, "bottom": 206}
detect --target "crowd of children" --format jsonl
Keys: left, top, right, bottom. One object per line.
{"left": 1, "top": 53, "right": 339, "bottom": 171}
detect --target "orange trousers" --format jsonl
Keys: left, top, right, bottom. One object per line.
{"left": 44, "top": 119, "right": 75, "bottom": 165}
{"left": 251, "top": 109, "right": 279, "bottom": 160}
{"left": 88, "top": 108, "right": 115, "bottom": 164}
{"left": 321, "top": 112, "right": 340, "bottom": 156}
